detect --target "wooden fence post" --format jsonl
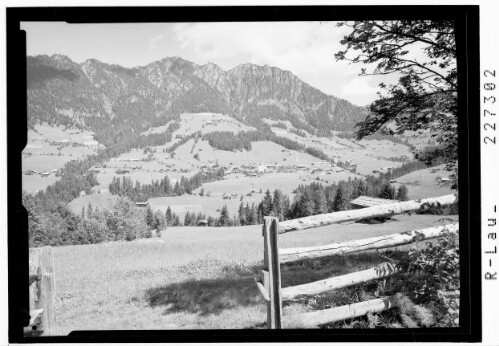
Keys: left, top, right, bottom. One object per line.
{"left": 263, "top": 217, "right": 282, "bottom": 329}
{"left": 30, "top": 247, "right": 57, "bottom": 336}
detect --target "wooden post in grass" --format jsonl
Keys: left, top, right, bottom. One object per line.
{"left": 263, "top": 217, "right": 282, "bottom": 329}
{"left": 28, "top": 247, "right": 57, "bottom": 336}
{"left": 40, "top": 247, "right": 57, "bottom": 335}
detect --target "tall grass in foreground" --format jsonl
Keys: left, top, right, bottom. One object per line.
{"left": 52, "top": 215, "right": 459, "bottom": 332}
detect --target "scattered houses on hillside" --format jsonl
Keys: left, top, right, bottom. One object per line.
{"left": 25, "top": 169, "right": 65, "bottom": 177}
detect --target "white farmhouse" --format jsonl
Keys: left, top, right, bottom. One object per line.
{"left": 84, "top": 140, "right": 99, "bottom": 147}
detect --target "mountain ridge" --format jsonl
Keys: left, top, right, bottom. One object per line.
{"left": 27, "top": 54, "right": 368, "bottom": 143}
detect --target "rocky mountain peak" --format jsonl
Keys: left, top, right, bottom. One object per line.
{"left": 51, "top": 54, "right": 73, "bottom": 63}
{"left": 27, "top": 54, "right": 368, "bottom": 135}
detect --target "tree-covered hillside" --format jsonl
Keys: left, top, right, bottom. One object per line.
{"left": 27, "top": 54, "right": 369, "bottom": 147}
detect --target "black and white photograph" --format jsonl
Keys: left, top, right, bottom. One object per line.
{"left": 4, "top": 4, "right": 485, "bottom": 343}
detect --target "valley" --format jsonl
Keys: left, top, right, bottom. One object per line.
{"left": 22, "top": 124, "right": 103, "bottom": 193}
{"left": 27, "top": 110, "right": 440, "bottom": 221}
{"left": 19, "top": 19, "right": 461, "bottom": 334}
{"left": 25, "top": 109, "right": 452, "bottom": 222}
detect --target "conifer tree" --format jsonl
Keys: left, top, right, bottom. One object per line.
{"left": 207, "top": 216, "right": 215, "bottom": 226}
{"left": 173, "top": 214, "right": 181, "bottom": 226}
{"left": 184, "top": 211, "right": 192, "bottom": 226}
{"left": 282, "top": 194, "right": 291, "bottom": 220}
{"left": 257, "top": 208, "right": 264, "bottom": 224}
{"left": 153, "top": 211, "right": 166, "bottom": 230}
{"left": 238, "top": 202, "right": 246, "bottom": 225}
{"left": 397, "top": 185, "right": 409, "bottom": 201}
{"left": 299, "top": 189, "right": 315, "bottom": 217}
{"left": 219, "top": 205, "right": 230, "bottom": 226}
{"left": 245, "top": 202, "right": 252, "bottom": 225}
{"left": 333, "top": 183, "right": 349, "bottom": 211}
{"left": 251, "top": 203, "right": 258, "bottom": 225}
{"left": 261, "top": 189, "right": 273, "bottom": 216}
{"left": 196, "top": 212, "right": 204, "bottom": 225}
{"left": 272, "top": 189, "right": 284, "bottom": 220}
{"left": 233, "top": 215, "right": 240, "bottom": 226}
{"left": 379, "top": 182, "right": 396, "bottom": 200}
{"left": 314, "top": 188, "right": 328, "bottom": 215}
{"left": 352, "top": 179, "right": 367, "bottom": 200}
{"left": 145, "top": 205, "right": 155, "bottom": 229}
{"left": 87, "top": 203, "right": 93, "bottom": 219}
{"left": 165, "top": 206, "right": 172, "bottom": 226}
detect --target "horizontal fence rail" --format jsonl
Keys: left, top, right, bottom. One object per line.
{"left": 281, "top": 262, "right": 400, "bottom": 301}
{"left": 255, "top": 194, "right": 459, "bottom": 329}
{"left": 279, "top": 223, "right": 459, "bottom": 264}
{"left": 284, "top": 295, "right": 399, "bottom": 328}
{"left": 278, "top": 194, "right": 457, "bottom": 233}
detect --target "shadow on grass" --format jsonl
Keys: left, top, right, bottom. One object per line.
{"left": 143, "top": 252, "right": 399, "bottom": 318}
{"left": 280, "top": 252, "right": 385, "bottom": 288}
{"left": 144, "top": 264, "right": 264, "bottom": 316}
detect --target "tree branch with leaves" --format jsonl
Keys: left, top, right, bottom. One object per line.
{"left": 335, "top": 20, "right": 458, "bottom": 187}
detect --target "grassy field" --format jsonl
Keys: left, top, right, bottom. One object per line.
{"left": 22, "top": 116, "right": 418, "bottom": 196}
{"left": 268, "top": 126, "right": 413, "bottom": 176}
{"left": 147, "top": 194, "right": 257, "bottom": 219}
{"left": 393, "top": 164, "right": 453, "bottom": 199}
{"left": 22, "top": 174, "right": 60, "bottom": 195}
{"left": 174, "top": 139, "right": 321, "bottom": 168}
{"left": 91, "top": 146, "right": 446, "bottom": 221}
{"left": 141, "top": 120, "right": 174, "bottom": 136}
{"left": 94, "top": 168, "right": 196, "bottom": 191}
{"left": 141, "top": 112, "right": 254, "bottom": 137}
{"left": 83, "top": 113, "right": 417, "bottom": 209}
{"left": 52, "top": 214, "right": 458, "bottom": 333}
{"left": 22, "top": 124, "right": 102, "bottom": 193}
{"left": 67, "top": 193, "right": 121, "bottom": 215}
{"left": 147, "top": 169, "right": 359, "bottom": 219}
{"left": 173, "top": 113, "right": 255, "bottom": 136}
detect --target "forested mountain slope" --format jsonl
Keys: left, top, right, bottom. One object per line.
{"left": 27, "top": 54, "right": 368, "bottom": 145}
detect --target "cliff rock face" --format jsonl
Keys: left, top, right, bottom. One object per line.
{"left": 27, "top": 54, "right": 367, "bottom": 135}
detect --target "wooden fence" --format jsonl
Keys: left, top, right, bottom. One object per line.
{"left": 25, "top": 247, "right": 58, "bottom": 336}
{"left": 254, "top": 194, "right": 458, "bottom": 329}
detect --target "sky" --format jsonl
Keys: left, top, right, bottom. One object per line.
{"left": 21, "top": 21, "right": 395, "bottom": 106}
